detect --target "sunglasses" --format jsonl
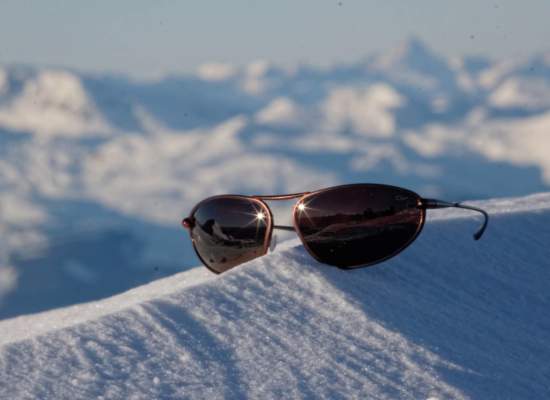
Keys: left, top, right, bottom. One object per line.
{"left": 181, "top": 183, "right": 489, "bottom": 274}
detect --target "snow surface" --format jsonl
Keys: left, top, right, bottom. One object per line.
{"left": 1, "top": 193, "right": 549, "bottom": 399}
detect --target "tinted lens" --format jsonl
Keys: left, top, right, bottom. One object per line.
{"left": 190, "top": 197, "right": 271, "bottom": 273}
{"left": 294, "top": 185, "right": 424, "bottom": 268}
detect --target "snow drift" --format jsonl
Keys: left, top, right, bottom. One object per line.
{"left": 0, "top": 193, "right": 549, "bottom": 399}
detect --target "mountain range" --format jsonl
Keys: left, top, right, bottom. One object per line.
{"left": 1, "top": 38, "right": 550, "bottom": 318}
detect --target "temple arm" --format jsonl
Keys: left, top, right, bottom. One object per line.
{"left": 421, "top": 198, "right": 489, "bottom": 240}
{"left": 274, "top": 199, "right": 489, "bottom": 240}
{"left": 273, "top": 225, "right": 296, "bottom": 232}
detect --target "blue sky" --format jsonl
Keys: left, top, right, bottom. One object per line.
{"left": 1, "top": 0, "right": 549, "bottom": 77}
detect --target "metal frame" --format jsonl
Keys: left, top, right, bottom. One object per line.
{"left": 289, "top": 184, "right": 426, "bottom": 270}
{"left": 182, "top": 183, "right": 490, "bottom": 273}
{"left": 421, "top": 198, "right": 489, "bottom": 240}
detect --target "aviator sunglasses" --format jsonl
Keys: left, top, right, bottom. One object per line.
{"left": 181, "top": 183, "right": 489, "bottom": 274}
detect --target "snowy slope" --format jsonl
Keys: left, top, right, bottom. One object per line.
{"left": 1, "top": 193, "right": 549, "bottom": 399}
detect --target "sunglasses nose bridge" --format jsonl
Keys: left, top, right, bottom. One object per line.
{"left": 258, "top": 197, "right": 305, "bottom": 236}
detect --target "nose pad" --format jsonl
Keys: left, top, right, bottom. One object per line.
{"left": 269, "top": 233, "right": 278, "bottom": 253}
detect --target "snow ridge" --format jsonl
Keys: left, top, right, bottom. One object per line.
{"left": 1, "top": 193, "right": 549, "bottom": 399}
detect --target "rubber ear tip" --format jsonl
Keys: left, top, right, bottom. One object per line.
{"left": 473, "top": 230, "right": 484, "bottom": 240}
{"left": 182, "top": 218, "right": 194, "bottom": 229}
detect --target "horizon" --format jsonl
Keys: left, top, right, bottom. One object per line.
{"left": 1, "top": 1, "right": 550, "bottom": 78}
{"left": 1, "top": 36, "right": 548, "bottom": 81}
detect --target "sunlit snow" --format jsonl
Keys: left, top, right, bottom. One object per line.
{"left": 0, "top": 194, "right": 549, "bottom": 399}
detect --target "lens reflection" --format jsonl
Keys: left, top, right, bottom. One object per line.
{"left": 191, "top": 197, "right": 270, "bottom": 273}
{"left": 294, "top": 185, "right": 424, "bottom": 268}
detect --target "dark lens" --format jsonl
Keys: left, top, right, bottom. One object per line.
{"left": 190, "top": 197, "right": 271, "bottom": 273}
{"left": 294, "top": 185, "right": 424, "bottom": 268}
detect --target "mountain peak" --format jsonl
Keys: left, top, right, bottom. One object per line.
{"left": 370, "top": 37, "right": 456, "bottom": 92}
{"left": 374, "top": 37, "right": 439, "bottom": 69}
{"left": 397, "top": 36, "right": 433, "bottom": 56}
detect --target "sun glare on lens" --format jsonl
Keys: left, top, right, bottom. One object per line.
{"left": 298, "top": 203, "right": 306, "bottom": 211}
{"left": 256, "top": 211, "right": 265, "bottom": 220}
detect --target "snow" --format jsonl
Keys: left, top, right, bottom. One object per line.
{"left": 82, "top": 115, "right": 334, "bottom": 224}
{"left": 403, "top": 112, "right": 550, "bottom": 185}
{"left": 321, "top": 84, "right": 404, "bottom": 137}
{"left": 0, "top": 193, "right": 48, "bottom": 226}
{"left": 0, "top": 68, "right": 7, "bottom": 95}
{"left": 489, "top": 77, "right": 550, "bottom": 110}
{"left": 0, "top": 264, "right": 17, "bottom": 301}
{"left": 0, "top": 70, "right": 111, "bottom": 137}
{"left": 478, "top": 60, "right": 519, "bottom": 89}
{"left": 255, "top": 97, "right": 301, "bottom": 126}
{"left": 241, "top": 60, "right": 272, "bottom": 94}
{"left": 467, "top": 112, "right": 550, "bottom": 184}
{"left": 196, "top": 63, "right": 237, "bottom": 81}
{"left": 1, "top": 193, "right": 549, "bottom": 399}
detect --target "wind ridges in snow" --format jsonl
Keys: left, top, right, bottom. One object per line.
{"left": 0, "top": 192, "right": 549, "bottom": 399}
{"left": 0, "top": 265, "right": 213, "bottom": 347}
{"left": 1, "top": 192, "right": 549, "bottom": 342}
{"left": 1, "top": 192, "right": 548, "bottom": 346}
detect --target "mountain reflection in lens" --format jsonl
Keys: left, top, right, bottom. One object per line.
{"left": 191, "top": 197, "right": 270, "bottom": 273}
{"left": 294, "top": 185, "right": 424, "bottom": 268}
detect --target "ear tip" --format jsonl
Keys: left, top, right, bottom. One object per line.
{"left": 182, "top": 217, "right": 194, "bottom": 229}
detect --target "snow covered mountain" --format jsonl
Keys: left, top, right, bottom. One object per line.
{"left": 1, "top": 38, "right": 550, "bottom": 318}
{"left": 1, "top": 193, "right": 549, "bottom": 399}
